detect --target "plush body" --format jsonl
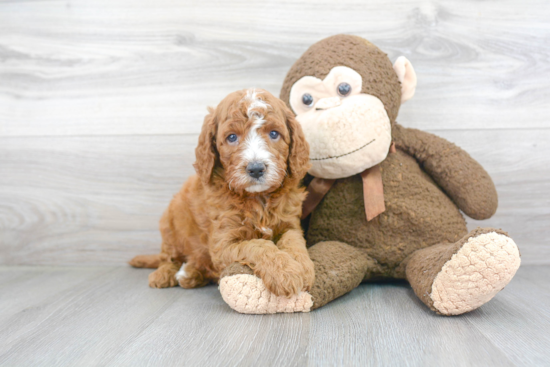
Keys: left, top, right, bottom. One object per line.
{"left": 306, "top": 147, "right": 467, "bottom": 275}
{"left": 130, "top": 89, "right": 315, "bottom": 301}
{"left": 219, "top": 35, "right": 521, "bottom": 315}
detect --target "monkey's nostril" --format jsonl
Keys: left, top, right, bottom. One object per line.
{"left": 247, "top": 162, "right": 266, "bottom": 179}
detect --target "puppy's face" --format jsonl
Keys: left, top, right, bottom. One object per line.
{"left": 194, "top": 89, "right": 310, "bottom": 195}
{"left": 215, "top": 89, "right": 290, "bottom": 194}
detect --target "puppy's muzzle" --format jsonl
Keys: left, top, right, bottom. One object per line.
{"left": 247, "top": 162, "right": 266, "bottom": 179}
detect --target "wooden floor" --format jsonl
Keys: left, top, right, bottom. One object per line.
{"left": 0, "top": 265, "right": 548, "bottom": 367}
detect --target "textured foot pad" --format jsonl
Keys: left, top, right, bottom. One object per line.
{"left": 431, "top": 232, "right": 520, "bottom": 315}
{"left": 219, "top": 274, "right": 313, "bottom": 314}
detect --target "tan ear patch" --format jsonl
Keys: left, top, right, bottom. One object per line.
{"left": 393, "top": 56, "right": 417, "bottom": 103}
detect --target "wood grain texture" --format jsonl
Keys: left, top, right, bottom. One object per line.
{"left": 0, "top": 265, "right": 548, "bottom": 366}
{"left": 0, "top": 0, "right": 549, "bottom": 136}
{"left": 0, "top": 135, "right": 194, "bottom": 265}
{"left": 1, "top": 129, "right": 548, "bottom": 265}
{"left": 0, "top": 0, "right": 549, "bottom": 265}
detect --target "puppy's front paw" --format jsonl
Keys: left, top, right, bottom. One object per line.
{"left": 256, "top": 253, "right": 308, "bottom": 297}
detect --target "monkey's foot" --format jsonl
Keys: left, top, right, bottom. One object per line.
{"left": 407, "top": 228, "right": 521, "bottom": 315}
{"left": 431, "top": 230, "right": 521, "bottom": 315}
{"left": 219, "top": 264, "right": 312, "bottom": 314}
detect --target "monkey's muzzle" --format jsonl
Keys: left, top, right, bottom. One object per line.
{"left": 315, "top": 96, "right": 341, "bottom": 111}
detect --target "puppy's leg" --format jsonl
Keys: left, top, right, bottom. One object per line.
{"left": 148, "top": 207, "right": 184, "bottom": 288}
{"left": 147, "top": 233, "right": 181, "bottom": 288}
{"left": 276, "top": 229, "right": 315, "bottom": 291}
{"left": 176, "top": 237, "right": 217, "bottom": 288}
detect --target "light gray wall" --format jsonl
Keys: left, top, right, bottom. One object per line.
{"left": 1, "top": 0, "right": 549, "bottom": 265}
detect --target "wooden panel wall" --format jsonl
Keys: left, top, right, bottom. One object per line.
{"left": 1, "top": 0, "right": 549, "bottom": 265}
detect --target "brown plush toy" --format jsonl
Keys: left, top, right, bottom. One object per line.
{"left": 218, "top": 35, "right": 521, "bottom": 316}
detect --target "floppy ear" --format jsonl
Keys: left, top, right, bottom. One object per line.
{"left": 284, "top": 106, "right": 311, "bottom": 182}
{"left": 393, "top": 56, "right": 417, "bottom": 104}
{"left": 193, "top": 107, "right": 218, "bottom": 185}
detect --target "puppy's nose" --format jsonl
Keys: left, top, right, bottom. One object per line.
{"left": 247, "top": 162, "right": 266, "bottom": 179}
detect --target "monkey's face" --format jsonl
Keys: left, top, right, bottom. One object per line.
{"left": 289, "top": 66, "right": 392, "bottom": 179}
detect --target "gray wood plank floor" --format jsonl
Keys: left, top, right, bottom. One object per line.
{"left": 0, "top": 265, "right": 548, "bottom": 367}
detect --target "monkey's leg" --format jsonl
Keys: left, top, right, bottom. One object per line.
{"left": 405, "top": 228, "right": 520, "bottom": 315}
{"left": 219, "top": 241, "right": 373, "bottom": 314}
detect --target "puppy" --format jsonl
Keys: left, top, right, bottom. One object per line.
{"left": 129, "top": 89, "right": 314, "bottom": 297}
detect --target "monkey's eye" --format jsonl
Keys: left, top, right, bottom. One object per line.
{"left": 337, "top": 82, "right": 352, "bottom": 96}
{"left": 302, "top": 93, "right": 314, "bottom": 106}
{"left": 269, "top": 131, "right": 280, "bottom": 140}
{"left": 226, "top": 134, "right": 238, "bottom": 144}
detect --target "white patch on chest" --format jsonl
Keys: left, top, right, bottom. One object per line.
{"left": 260, "top": 227, "right": 273, "bottom": 236}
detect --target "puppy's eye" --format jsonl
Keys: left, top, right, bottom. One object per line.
{"left": 302, "top": 93, "right": 314, "bottom": 107}
{"left": 337, "top": 82, "right": 351, "bottom": 96}
{"left": 226, "top": 134, "right": 238, "bottom": 144}
{"left": 269, "top": 131, "right": 280, "bottom": 140}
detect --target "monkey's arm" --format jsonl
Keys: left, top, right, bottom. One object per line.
{"left": 392, "top": 123, "right": 497, "bottom": 220}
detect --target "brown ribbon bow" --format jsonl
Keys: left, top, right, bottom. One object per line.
{"left": 301, "top": 142, "right": 395, "bottom": 221}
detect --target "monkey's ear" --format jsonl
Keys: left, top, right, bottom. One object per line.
{"left": 393, "top": 56, "right": 417, "bottom": 104}
{"left": 193, "top": 108, "right": 218, "bottom": 185}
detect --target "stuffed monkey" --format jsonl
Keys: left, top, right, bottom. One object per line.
{"left": 218, "top": 35, "right": 520, "bottom": 316}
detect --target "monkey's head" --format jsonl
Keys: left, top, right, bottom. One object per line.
{"left": 280, "top": 35, "right": 417, "bottom": 179}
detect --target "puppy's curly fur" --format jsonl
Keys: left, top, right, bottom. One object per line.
{"left": 129, "top": 89, "right": 314, "bottom": 297}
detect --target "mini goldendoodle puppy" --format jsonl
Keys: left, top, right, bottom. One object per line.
{"left": 130, "top": 88, "right": 314, "bottom": 297}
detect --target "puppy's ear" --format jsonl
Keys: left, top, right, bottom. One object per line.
{"left": 284, "top": 106, "right": 311, "bottom": 182}
{"left": 193, "top": 107, "right": 218, "bottom": 185}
